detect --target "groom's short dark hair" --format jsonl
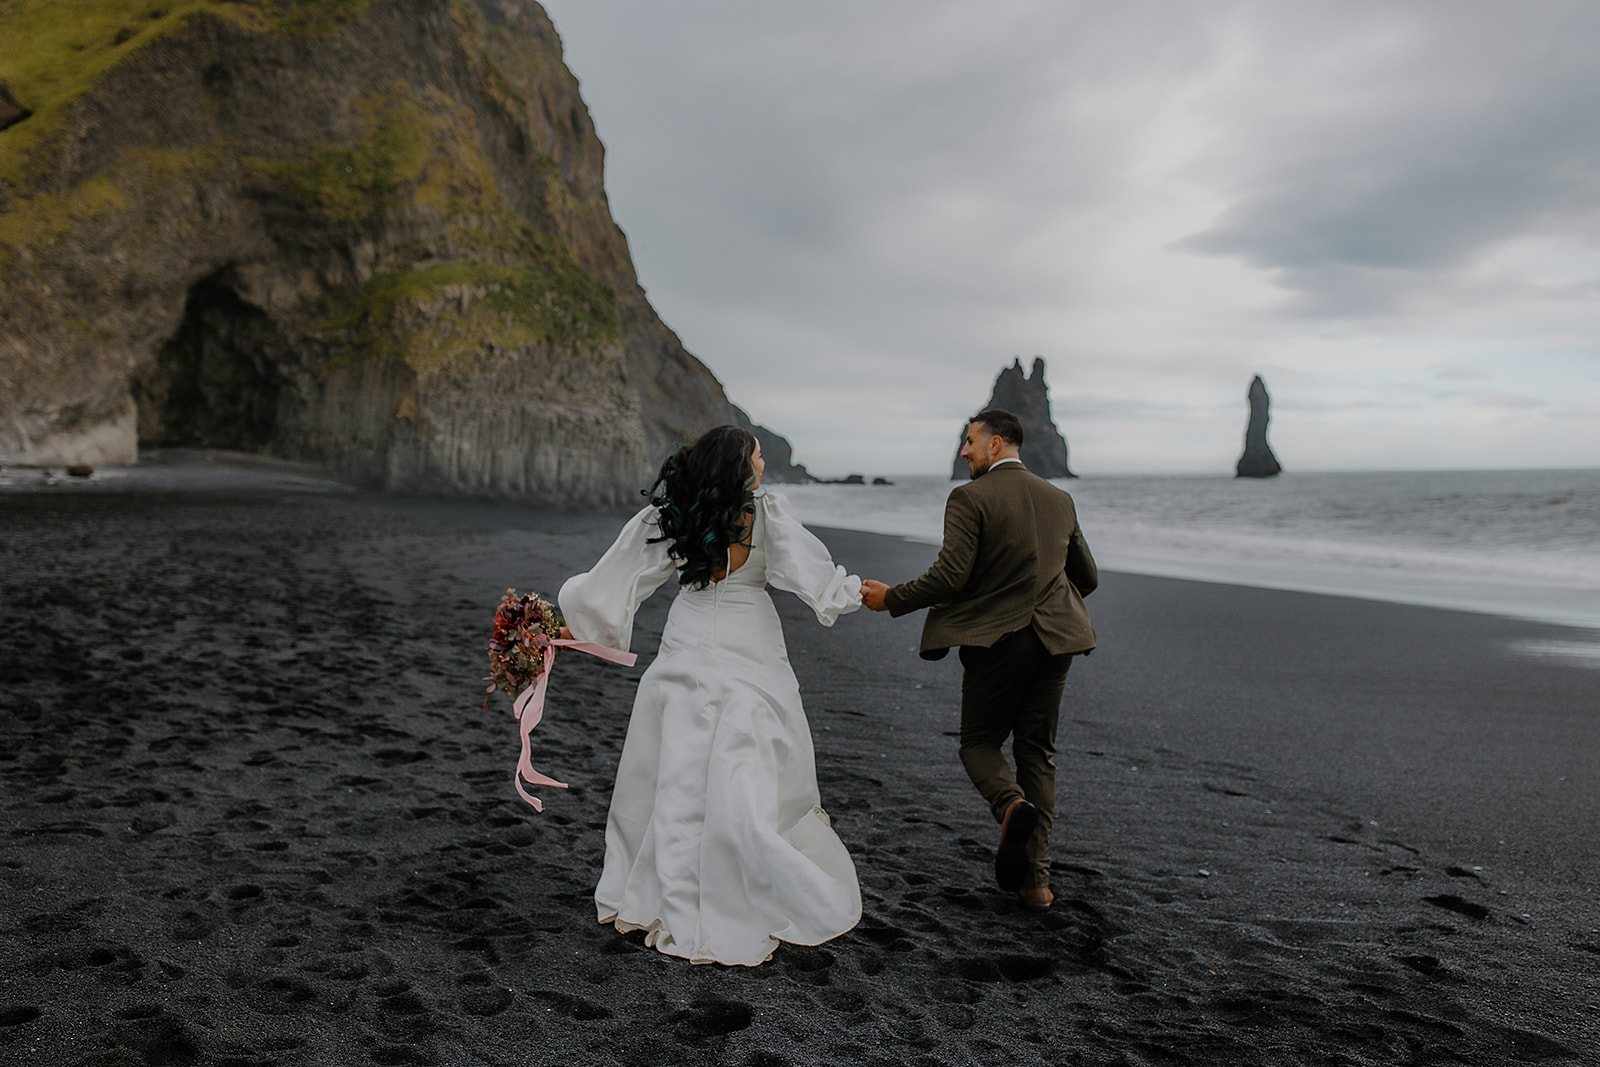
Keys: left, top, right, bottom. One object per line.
{"left": 971, "top": 408, "right": 1024, "bottom": 447}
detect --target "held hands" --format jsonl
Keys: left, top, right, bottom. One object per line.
{"left": 860, "top": 579, "right": 890, "bottom": 612}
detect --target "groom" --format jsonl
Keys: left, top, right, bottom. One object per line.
{"left": 861, "top": 408, "right": 1097, "bottom": 910}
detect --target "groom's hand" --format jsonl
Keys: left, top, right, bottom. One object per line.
{"left": 860, "top": 579, "right": 890, "bottom": 612}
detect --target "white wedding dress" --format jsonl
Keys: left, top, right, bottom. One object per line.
{"left": 558, "top": 490, "right": 863, "bottom": 966}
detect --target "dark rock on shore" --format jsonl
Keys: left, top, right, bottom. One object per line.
{"left": 1235, "top": 375, "right": 1283, "bottom": 478}
{"left": 0, "top": 0, "right": 803, "bottom": 504}
{"left": 744, "top": 416, "right": 814, "bottom": 483}
{"left": 953, "top": 357, "right": 1074, "bottom": 479}
{"left": 811, "top": 474, "right": 893, "bottom": 485}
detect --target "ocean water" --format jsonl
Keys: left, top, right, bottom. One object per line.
{"left": 777, "top": 469, "right": 1600, "bottom": 634}
{"left": 7, "top": 458, "right": 1595, "bottom": 641}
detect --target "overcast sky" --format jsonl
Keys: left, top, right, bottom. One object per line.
{"left": 539, "top": 0, "right": 1600, "bottom": 477}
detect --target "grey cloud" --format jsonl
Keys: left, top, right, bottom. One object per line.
{"left": 1463, "top": 391, "right": 1549, "bottom": 410}
{"left": 1052, "top": 392, "right": 1241, "bottom": 421}
{"left": 1182, "top": 2, "right": 1600, "bottom": 315}
{"left": 552, "top": 0, "right": 1217, "bottom": 296}
{"left": 540, "top": 0, "right": 1600, "bottom": 472}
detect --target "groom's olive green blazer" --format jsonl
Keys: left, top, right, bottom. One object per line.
{"left": 884, "top": 462, "right": 1097, "bottom": 660}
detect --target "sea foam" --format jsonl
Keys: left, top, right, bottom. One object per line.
{"left": 780, "top": 469, "right": 1600, "bottom": 631}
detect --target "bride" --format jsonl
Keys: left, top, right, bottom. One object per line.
{"left": 558, "top": 425, "right": 863, "bottom": 966}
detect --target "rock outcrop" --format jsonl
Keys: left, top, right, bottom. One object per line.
{"left": 952, "top": 357, "right": 1074, "bottom": 479}
{"left": 1235, "top": 375, "right": 1283, "bottom": 478}
{"left": 0, "top": 0, "right": 802, "bottom": 505}
{"left": 743, "top": 415, "right": 815, "bottom": 484}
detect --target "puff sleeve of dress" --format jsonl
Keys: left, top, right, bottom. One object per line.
{"left": 558, "top": 505, "right": 677, "bottom": 652}
{"left": 757, "top": 491, "right": 863, "bottom": 626}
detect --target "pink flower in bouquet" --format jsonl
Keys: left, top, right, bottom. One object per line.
{"left": 486, "top": 589, "right": 564, "bottom": 701}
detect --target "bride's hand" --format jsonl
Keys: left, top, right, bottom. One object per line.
{"left": 560, "top": 626, "right": 573, "bottom": 640}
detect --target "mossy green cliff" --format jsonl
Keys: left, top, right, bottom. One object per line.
{"left": 0, "top": 0, "right": 793, "bottom": 503}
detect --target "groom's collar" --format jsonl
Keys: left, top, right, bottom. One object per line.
{"left": 975, "top": 457, "right": 1024, "bottom": 479}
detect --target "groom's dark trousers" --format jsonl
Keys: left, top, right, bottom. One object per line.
{"left": 885, "top": 461, "right": 1096, "bottom": 890}
{"left": 959, "top": 627, "right": 1073, "bottom": 879}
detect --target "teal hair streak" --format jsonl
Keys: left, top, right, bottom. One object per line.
{"left": 644, "top": 427, "right": 757, "bottom": 590}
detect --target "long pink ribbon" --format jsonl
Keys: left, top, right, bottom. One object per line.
{"left": 512, "top": 636, "right": 637, "bottom": 811}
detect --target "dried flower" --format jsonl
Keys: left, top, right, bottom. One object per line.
{"left": 485, "top": 589, "right": 565, "bottom": 701}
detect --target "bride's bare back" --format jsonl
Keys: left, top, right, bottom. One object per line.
{"left": 712, "top": 508, "right": 755, "bottom": 583}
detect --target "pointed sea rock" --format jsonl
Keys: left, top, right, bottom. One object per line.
{"left": 953, "top": 357, "right": 1074, "bottom": 479}
{"left": 1235, "top": 375, "right": 1283, "bottom": 478}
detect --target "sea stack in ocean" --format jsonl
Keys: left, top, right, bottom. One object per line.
{"left": 1235, "top": 375, "right": 1283, "bottom": 478}
{"left": 0, "top": 0, "right": 802, "bottom": 505}
{"left": 954, "top": 357, "right": 1074, "bottom": 479}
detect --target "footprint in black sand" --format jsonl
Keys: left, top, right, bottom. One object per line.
{"left": 168, "top": 909, "right": 221, "bottom": 940}
{"left": 456, "top": 972, "right": 512, "bottom": 1017}
{"left": 0, "top": 1005, "right": 42, "bottom": 1027}
{"left": 130, "top": 814, "right": 174, "bottom": 835}
{"left": 373, "top": 748, "right": 431, "bottom": 767}
{"left": 1483, "top": 1022, "right": 1580, "bottom": 1060}
{"left": 1423, "top": 893, "right": 1490, "bottom": 921}
{"left": 247, "top": 839, "right": 290, "bottom": 852}
{"left": 528, "top": 988, "right": 611, "bottom": 1021}
{"left": 780, "top": 945, "right": 835, "bottom": 976}
{"left": 376, "top": 988, "right": 437, "bottom": 1038}
{"left": 817, "top": 988, "right": 869, "bottom": 1016}
{"left": 450, "top": 935, "right": 499, "bottom": 963}
{"left": 1212, "top": 989, "right": 1324, "bottom": 1026}
{"left": 248, "top": 974, "right": 319, "bottom": 1015}
{"left": 851, "top": 916, "right": 916, "bottom": 953}
{"left": 93, "top": 1006, "right": 199, "bottom": 1067}
{"left": 1381, "top": 863, "right": 1422, "bottom": 878}
{"left": 669, "top": 996, "right": 754, "bottom": 1042}
{"left": 406, "top": 805, "right": 447, "bottom": 821}
{"left": 996, "top": 954, "right": 1055, "bottom": 981}
{"left": 951, "top": 954, "right": 1056, "bottom": 983}
{"left": 308, "top": 955, "right": 370, "bottom": 982}
{"left": 1443, "top": 865, "right": 1484, "bottom": 881}
{"left": 1396, "top": 954, "right": 1448, "bottom": 978}
{"left": 936, "top": 885, "right": 987, "bottom": 911}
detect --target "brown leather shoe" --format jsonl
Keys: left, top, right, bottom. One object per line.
{"left": 995, "top": 798, "right": 1039, "bottom": 891}
{"left": 1018, "top": 886, "right": 1054, "bottom": 911}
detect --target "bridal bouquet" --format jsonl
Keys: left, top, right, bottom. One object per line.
{"left": 486, "top": 589, "right": 565, "bottom": 701}
{"left": 484, "top": 588, "right": 637, "bottom": 812}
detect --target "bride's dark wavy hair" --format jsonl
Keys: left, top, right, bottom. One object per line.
{"left": 646, "top": 425, "right": 759, "bottom": 589}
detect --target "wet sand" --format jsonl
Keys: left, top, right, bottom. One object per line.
{"left": 2, "top": 473, "right": 1597, "bottom": 1065}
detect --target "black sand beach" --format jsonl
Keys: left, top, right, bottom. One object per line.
{"left": 2, "top": 471, "right": 1597, "bottom": 1065}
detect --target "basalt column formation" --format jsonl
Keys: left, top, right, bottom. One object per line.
{"left": 0, "top": 0, "right": 802, "bottom": 504}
